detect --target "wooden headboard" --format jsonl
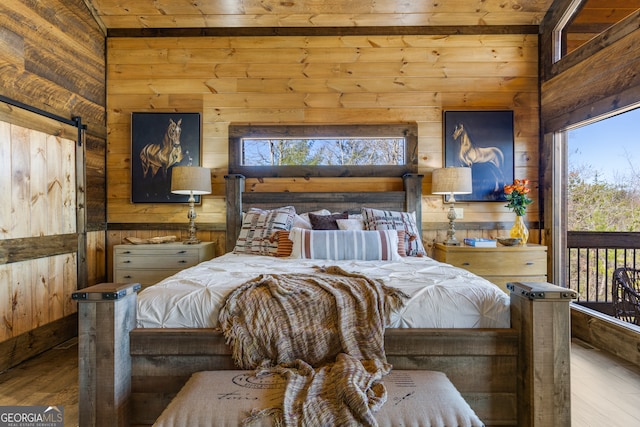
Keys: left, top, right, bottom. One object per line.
{"left": 224, "top": 174, "right": 423, "bottom": 252}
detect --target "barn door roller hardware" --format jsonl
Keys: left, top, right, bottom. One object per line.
{"left": 0, "top": 94, "right": 87, "bottom": 145}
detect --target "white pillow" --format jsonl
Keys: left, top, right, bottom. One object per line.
{"left": 336, "top": 218, "right": 365, "bottom": 230}
{"left": 288, "top": 228, "right": 401, "bottom": 261}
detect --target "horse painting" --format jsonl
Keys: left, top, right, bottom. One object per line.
{"left": 452, "top": 123, "right": 505, "bottom": 192}
{"left": 140, "top": 118, "right": 183, "bottom": 179}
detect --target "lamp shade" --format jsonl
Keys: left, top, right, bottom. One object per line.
{"left": 431, "top": 167, "right": 472, "bottom": 195}
{"left": 170, "top": 166, "right": 212, "bottom": 195}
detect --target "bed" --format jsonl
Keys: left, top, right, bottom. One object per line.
{"left": 76, "top": 174, "right": 575, "bottom": 427}
{"left": 137, "top": 253, "right": 511, "bottom": 330}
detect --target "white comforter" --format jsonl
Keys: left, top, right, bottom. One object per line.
{"left": 137, "top": 253, "right": 510, "bottom": 329}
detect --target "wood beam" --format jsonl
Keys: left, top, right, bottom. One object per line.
{"left": 107, "top": 25, "right": 539, "bottom": 38}
{"left": 0, "top": 234, "right": 78, "bottom": 265}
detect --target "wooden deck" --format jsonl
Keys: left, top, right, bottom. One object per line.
{"left": 0, "top": 338, "right": 639, "bottom": 427}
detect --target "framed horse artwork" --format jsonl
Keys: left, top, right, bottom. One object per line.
{"left": 443, "top": 110, "right": 514, "bottom": 202}
{"left": 131, "top": 112, "right": 202, "bottom": 203}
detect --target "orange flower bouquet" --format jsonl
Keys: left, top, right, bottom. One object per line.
{"left": 504, "top": 179, "right": 533, "bottom": 216}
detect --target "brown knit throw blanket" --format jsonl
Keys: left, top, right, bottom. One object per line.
{"left": 219, "top": 266, "right": 408, "bottom": 426}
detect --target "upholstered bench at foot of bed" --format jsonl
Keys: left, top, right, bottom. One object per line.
{"left": 152, "top": 369, "right": 484, "bottom": 427}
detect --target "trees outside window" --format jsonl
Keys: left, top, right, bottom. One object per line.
{"left": 567, "top": 108, "right": 640, "bottom": 232}
{"left": 242, "top": 137, "right": 405, "bottom": 167}
{"left": 566, "top": 108, "right": 640, "bottom": 302}
{"left": 228, "top": 124, "right": 417, "bottom": 178}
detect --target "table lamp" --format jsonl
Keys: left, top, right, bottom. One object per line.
{"left": 170, "top": 166, "right": 212, "bottom": 244}
{"left": 432, "top": 167, "right": 472, "bottom": 246}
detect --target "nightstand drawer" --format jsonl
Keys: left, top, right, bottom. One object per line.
{"left": 114, "top": 254, "right": 199, "bottom": 269}
{"left": 114, "top": 246, "right": 201, "bottom": 257}
{"left": 113, "top": 242, "right": 215, "bottom": 288}
{"left": 115, "top": 269, "right": 183, "bottom": 285}
{"left": 433, "top": 243, "right": 548, "bottom": 293}
{"left": 444, "top": 251, "right": 547, "bottom": 276}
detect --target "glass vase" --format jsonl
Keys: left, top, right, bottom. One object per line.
{"left": 510, "top": 215, "right": 529, "bottom": 245}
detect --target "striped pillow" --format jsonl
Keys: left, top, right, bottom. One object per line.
{"left": 276, "top": 229, "right": 406, "bottom": 258}
{"left": 361, "top": 207, "right": 426, "bottom": 257}
{"left": 233, "top": 206, "right": 296, "bottom": 256}
{"left": 288, "top": 228, "right": 402, "bottom": 260}
{"left": 272, "top": 230, "right": 295, "bottom": 257}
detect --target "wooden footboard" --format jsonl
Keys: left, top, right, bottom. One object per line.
{"left": 385, "top": 328, "right": 519, "bottom": 425}
{"left": 127, "top": 328, "right": 519, "bottom": 426}
{"left": 74, "top": 281, "right": 575, "bottom": 427}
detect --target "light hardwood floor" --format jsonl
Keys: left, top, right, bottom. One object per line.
{"left": 570, "top": 338, "right": 640, "bottom": 426}
{"left": 0, "top": 338, "right": 639, "bottom": 427}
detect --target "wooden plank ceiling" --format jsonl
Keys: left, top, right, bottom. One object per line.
{"left": 83, "top": 0, "right": 557, "bottom": 29}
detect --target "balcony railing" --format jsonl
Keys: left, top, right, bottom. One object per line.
{"left": 567, "top": 231, "right": 640, "bottom": 303}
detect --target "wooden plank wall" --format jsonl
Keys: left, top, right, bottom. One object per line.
{"left": 106, "top": 33, "right": 541, "bottom": 258}
{"left": 541, "top": 10, "right": 640, "bottom": 133}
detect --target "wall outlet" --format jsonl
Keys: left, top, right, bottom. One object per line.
{"left": 454, "top": 208, "right": 463, "bottom": 218}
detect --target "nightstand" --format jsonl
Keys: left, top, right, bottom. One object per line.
{"left": 113, "top": 242, "right": 215, "bottom": 288}
{"left": 433, "top": 242, "right": 547, "bottom": 293}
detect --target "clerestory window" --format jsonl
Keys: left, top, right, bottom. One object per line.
{"left": 228, "top": 124, "right": 417, "bottom": 178}
{"left": 553, "top": 0, "right": 639, "bottom": 63}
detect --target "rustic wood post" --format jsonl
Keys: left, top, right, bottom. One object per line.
{"left": 402, "top": 173, "right": 424, "bottom": 226}
{"left": 73, "top": 282, "right": 141, "bottom": 427}
{"left": 225, "top": 174, "right": 245, "bottom": 253}
{"left": 508, "top": 282, "right": 577, "bottom": 427}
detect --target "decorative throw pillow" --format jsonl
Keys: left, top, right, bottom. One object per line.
{"left": 395, "top": 230, "right": 407, "bottom": 257}
{"left": 294, "top": 209, "right": 332, "bottom": 229}
{"left": 272, "top": 230, "right": 295, "bottom": 257}
{"left": 288, "top": 228, "right": 402, "bottom": 260}
{"left": 336, "top": 218, "right": 365, "bottom": 231}
{"left": 292, "top": 215, "right": 312, "bottom": 230}
{"left": 309, "top": 212, "right": 348, "bottom": 230}
{"left": 233, "top": 206, "right": 296, "bottom": 256}
{"left": 361, "top": 207, "right": 426, "bottom": 257}
{"left": 275, "top": 229, "right": 406, "bottom": 258}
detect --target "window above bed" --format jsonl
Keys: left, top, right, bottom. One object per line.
{"left": 229, "top": 124, "right": 418, "bottom": 178}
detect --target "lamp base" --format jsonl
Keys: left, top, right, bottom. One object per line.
{"left": 442, "top": 201, "right": 460, "bottom": 246}
{"left": 182, "top": 192, "right": 200, "bottom": 245}
{"left": 182, "top": 236, "right": 201, "bottom": 245}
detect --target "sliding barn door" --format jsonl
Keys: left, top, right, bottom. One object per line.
{"left": 0, "top": 120, "right": 78, "bottom": 342}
